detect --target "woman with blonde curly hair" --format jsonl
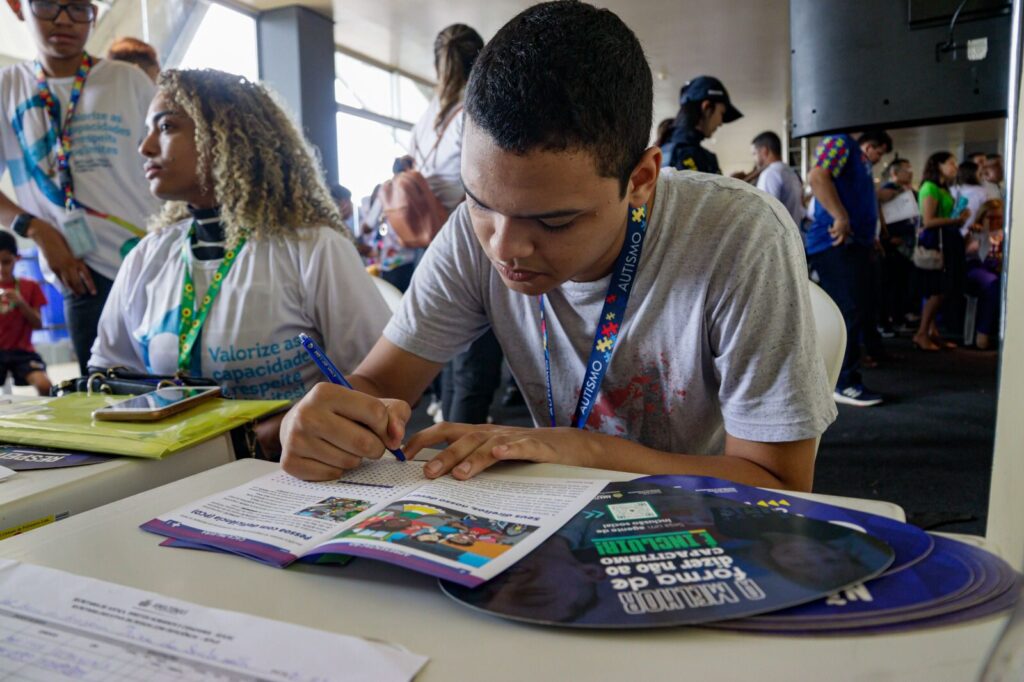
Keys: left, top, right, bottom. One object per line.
{"left": 89, "top": 69, "right": 390, "bottom": 453}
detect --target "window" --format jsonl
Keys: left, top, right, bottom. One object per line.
{"left": 334, "top": 52, "right": 433, "bottom": 225}
{"left": 176, "top": 3, "right": 259, "bottom": 81}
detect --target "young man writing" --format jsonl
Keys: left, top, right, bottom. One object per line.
{"left": 1, "top": 0, "right": 159, "bottom": 373}
{"left": 280, "top": 1, "right": 836, "bottom": 492}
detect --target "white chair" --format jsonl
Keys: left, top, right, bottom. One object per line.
{"left": 807, "top": 281, "right": 845, "bottom": 459}
{"left": 371, "top": 276, "right": 404, "bottom": 315}
{"left": 808, "top": 280, "right": 846, "bottom": 391}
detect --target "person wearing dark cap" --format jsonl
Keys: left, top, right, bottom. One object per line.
{"left": 661, "top": 75, "right": 742, "bottom": 174}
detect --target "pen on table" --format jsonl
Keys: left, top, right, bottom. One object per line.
{"left": 297, "top": 333, "right": 407, "bottom": 462}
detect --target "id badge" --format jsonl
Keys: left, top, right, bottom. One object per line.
{"left": 61, "top": 209, "right": 98, "bottom": 258}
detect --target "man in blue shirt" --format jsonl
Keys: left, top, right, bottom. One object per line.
{"left": 807, "top": 129, "right": 892, "bottom": 407}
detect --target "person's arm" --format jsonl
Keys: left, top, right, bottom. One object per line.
{"left": 757, "top": 165, "right": 784, "bottom": 199}
{"left": 920, "top": 194, "right": 964, "bottom": 230}
{"left": 7, "top": 286, "right": 42, "bottom": 329}
{"left": 279, "top": 338, "right": 443, "bottom": 480}
{"left": 877, "top": 185, "right": 901, "bottom": 203}
{"left": 0, "top": 192, "right": 96, "bottom": 296}
{"left": 404, "top": 424, "right": 815, "bottom": 491}
{"left": 280, "top": 346, "right": 817, "bottom": 490}
{"left": 87, "top": 240, "right": 150, "bottom": 371}
{"left": 807, "top": 166, "right": 850, "bottom": 245}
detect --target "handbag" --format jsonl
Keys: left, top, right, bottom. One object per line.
{"left": 379, "top": 171, "right": 448, "bottom": 248}
{"left": 912, "top": 226, "right": 944, "bottom": 271}
{"left": 379, "top": 105, "right": 462, "bottom": 248}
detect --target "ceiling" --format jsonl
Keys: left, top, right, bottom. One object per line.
{"left": 3, "top": 0, "right": 1010, "bottom": 174}
{"left": 238, "top": 0, "right": 794, "bottom": 174}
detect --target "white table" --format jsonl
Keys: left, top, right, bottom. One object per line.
{"left": 0, "top": 434, "right": 235, "bottom": 539}
{"left": 0, "top": 459, "right": 1009, "bottom": 681}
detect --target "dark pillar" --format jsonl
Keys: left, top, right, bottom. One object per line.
{"left": 258, "top": 6, "right": 338, "bottom": 185}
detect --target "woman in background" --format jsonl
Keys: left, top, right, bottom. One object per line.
{"left": 403, "top": 25, "right": 504, "bottom": 426}
{"left": 951, "top": 161, "right": 988, "bottom": 242}
{"left": 90, "top": 69, "right": 390, "bottom": 455}
{"left": 966, "top": 199, "right": 1003, "bottom": 350}
{"left": 913, "top": 151, "right": 967, "bottom": 351}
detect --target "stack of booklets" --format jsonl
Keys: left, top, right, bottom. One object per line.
{"left": 445, "top": 475, "right": 1021, "bottom": 630}
{"left": 641, "top": 475, "right": 1023, "bottom": 635}
{"left": 142, "top": 463, "right": 1021, "bottom": 631}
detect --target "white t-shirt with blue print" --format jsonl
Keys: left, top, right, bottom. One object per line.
{"left": 89, "top": 220, "right": 391, "bottom": 400}
{"left": 0, "top": 59, "right": 159, "bottom": 282}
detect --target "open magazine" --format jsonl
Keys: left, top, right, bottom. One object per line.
{"left": 142, "top": 461, "right": 608, "bottom": 587}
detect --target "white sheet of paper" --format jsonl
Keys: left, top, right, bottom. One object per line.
{"left": 0, "top": 559, "right": 427, "bottom": 681}
{"left": 881, "top": 189, "right": 919, "bottom": 224}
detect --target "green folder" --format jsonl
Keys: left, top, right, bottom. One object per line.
{"left": 0, "top": 394, "right": 289, "bottom": 458}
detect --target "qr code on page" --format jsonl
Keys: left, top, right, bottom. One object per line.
{"left": 607, "top": 501, "right": 658, "bottom": 521}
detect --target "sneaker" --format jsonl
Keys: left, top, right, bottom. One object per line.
{"left": 425, "top": 398, "right": 441, "bottom": 418}
{"left": 834, "top": 385, "right": 883, "bottom": 407}
{"left": 501, "top": 384, "right": 526, "bottom": 407}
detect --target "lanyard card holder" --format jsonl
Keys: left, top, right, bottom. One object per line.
{"left": 61, "top": 209, "right": 97, "bottom": 258}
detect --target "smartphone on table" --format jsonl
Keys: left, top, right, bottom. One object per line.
{"left": 92, "top": 386, "right": 221, "bottom": 422}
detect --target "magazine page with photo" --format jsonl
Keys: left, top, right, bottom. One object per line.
{"left": 142, "top": 460, "right": 607, "bottom": 587}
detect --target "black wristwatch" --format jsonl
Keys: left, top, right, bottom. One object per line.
{"left": 10, "top": 213, "right": 35, "bottom": 238}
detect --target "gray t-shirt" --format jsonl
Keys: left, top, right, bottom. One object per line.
{"left": 756, "top": 161, "right": 805, "bottom": 227}
{"left": 385, "top": 169, "right": 837, "bottom": 455}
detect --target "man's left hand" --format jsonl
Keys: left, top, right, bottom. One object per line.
{"left": 405, "top": 423, "right": 599, "bottom": 480}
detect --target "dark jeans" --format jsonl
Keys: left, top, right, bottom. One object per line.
{"left": 382, "top": 263, "right": 416, "bottom": 293}
{"left": 863, "top": 248, "right": 884, "bottom": 356}
{"left": 809, "top": 243, "right": 872, "bottom": 390}
{"left": 939, "top": 226, "right": 968, "bottom": 335}
{"left": 64, "top": 267, "right": 115, "bottom": 374}
{"left": 881, "top": 248, "right": 915, "bottom": 326}
{"left": 441, "top": 329, "right": 504, "bottom": 424}
{"left": 381, "top": 247, "right": 427, "bottom": 294}
{"left": 966, "top": 261, "right": 1000, "bottom": 336}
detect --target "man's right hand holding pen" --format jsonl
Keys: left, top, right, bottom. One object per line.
{"left": 280, "top": 382, "right": 411, "bottom": 480}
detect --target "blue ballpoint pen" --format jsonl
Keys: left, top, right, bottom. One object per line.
{"left": 298, "top": 333, "right": 407, "bottom": 462}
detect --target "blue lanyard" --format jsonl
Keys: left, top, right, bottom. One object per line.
{"left": 539, "top": 204, "right": 650, "bottom": 429}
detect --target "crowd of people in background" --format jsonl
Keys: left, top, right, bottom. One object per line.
{"left": 654, "top": 76, "right": 1005, "bottom": 408}
{"left": 0, "top": 0, "right": 1006, "bottom": 433}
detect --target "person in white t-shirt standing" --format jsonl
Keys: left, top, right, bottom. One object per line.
{"left": 89, "top": 69, "right": 390, "bottom": 457}
{"left": 752, "top": 131, "right": 804, "bottom": 228}
{"left": 951, "top": 160, "right": 989, "bottom": 238}
{"left": 406, "top": 24, "right": 503, "bottom": 426}
{"left": 0, "top": 0, "right": 159, "bottom": 373}
{"left": 981, "top": 152, "right": 1004, "bottom": 200}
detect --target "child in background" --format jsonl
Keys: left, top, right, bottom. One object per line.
{"left": 0, "top": 231, "right": 52, "bottom": 395}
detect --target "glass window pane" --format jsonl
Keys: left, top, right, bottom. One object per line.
{"left": 177, "top": 4, "right": 259, "bottom": 81}
{"left": 335, "top": 53, "right": 392, "bottom": 117}
{"left": 397, "top": 76, "right": 432, "bottom": 125}
{"left": 336, "top": 112, "right": 410, "bottom": 227}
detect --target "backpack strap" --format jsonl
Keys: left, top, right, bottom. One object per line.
{"left": 415, "top": 104, "right": 464, "bottom": 170}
